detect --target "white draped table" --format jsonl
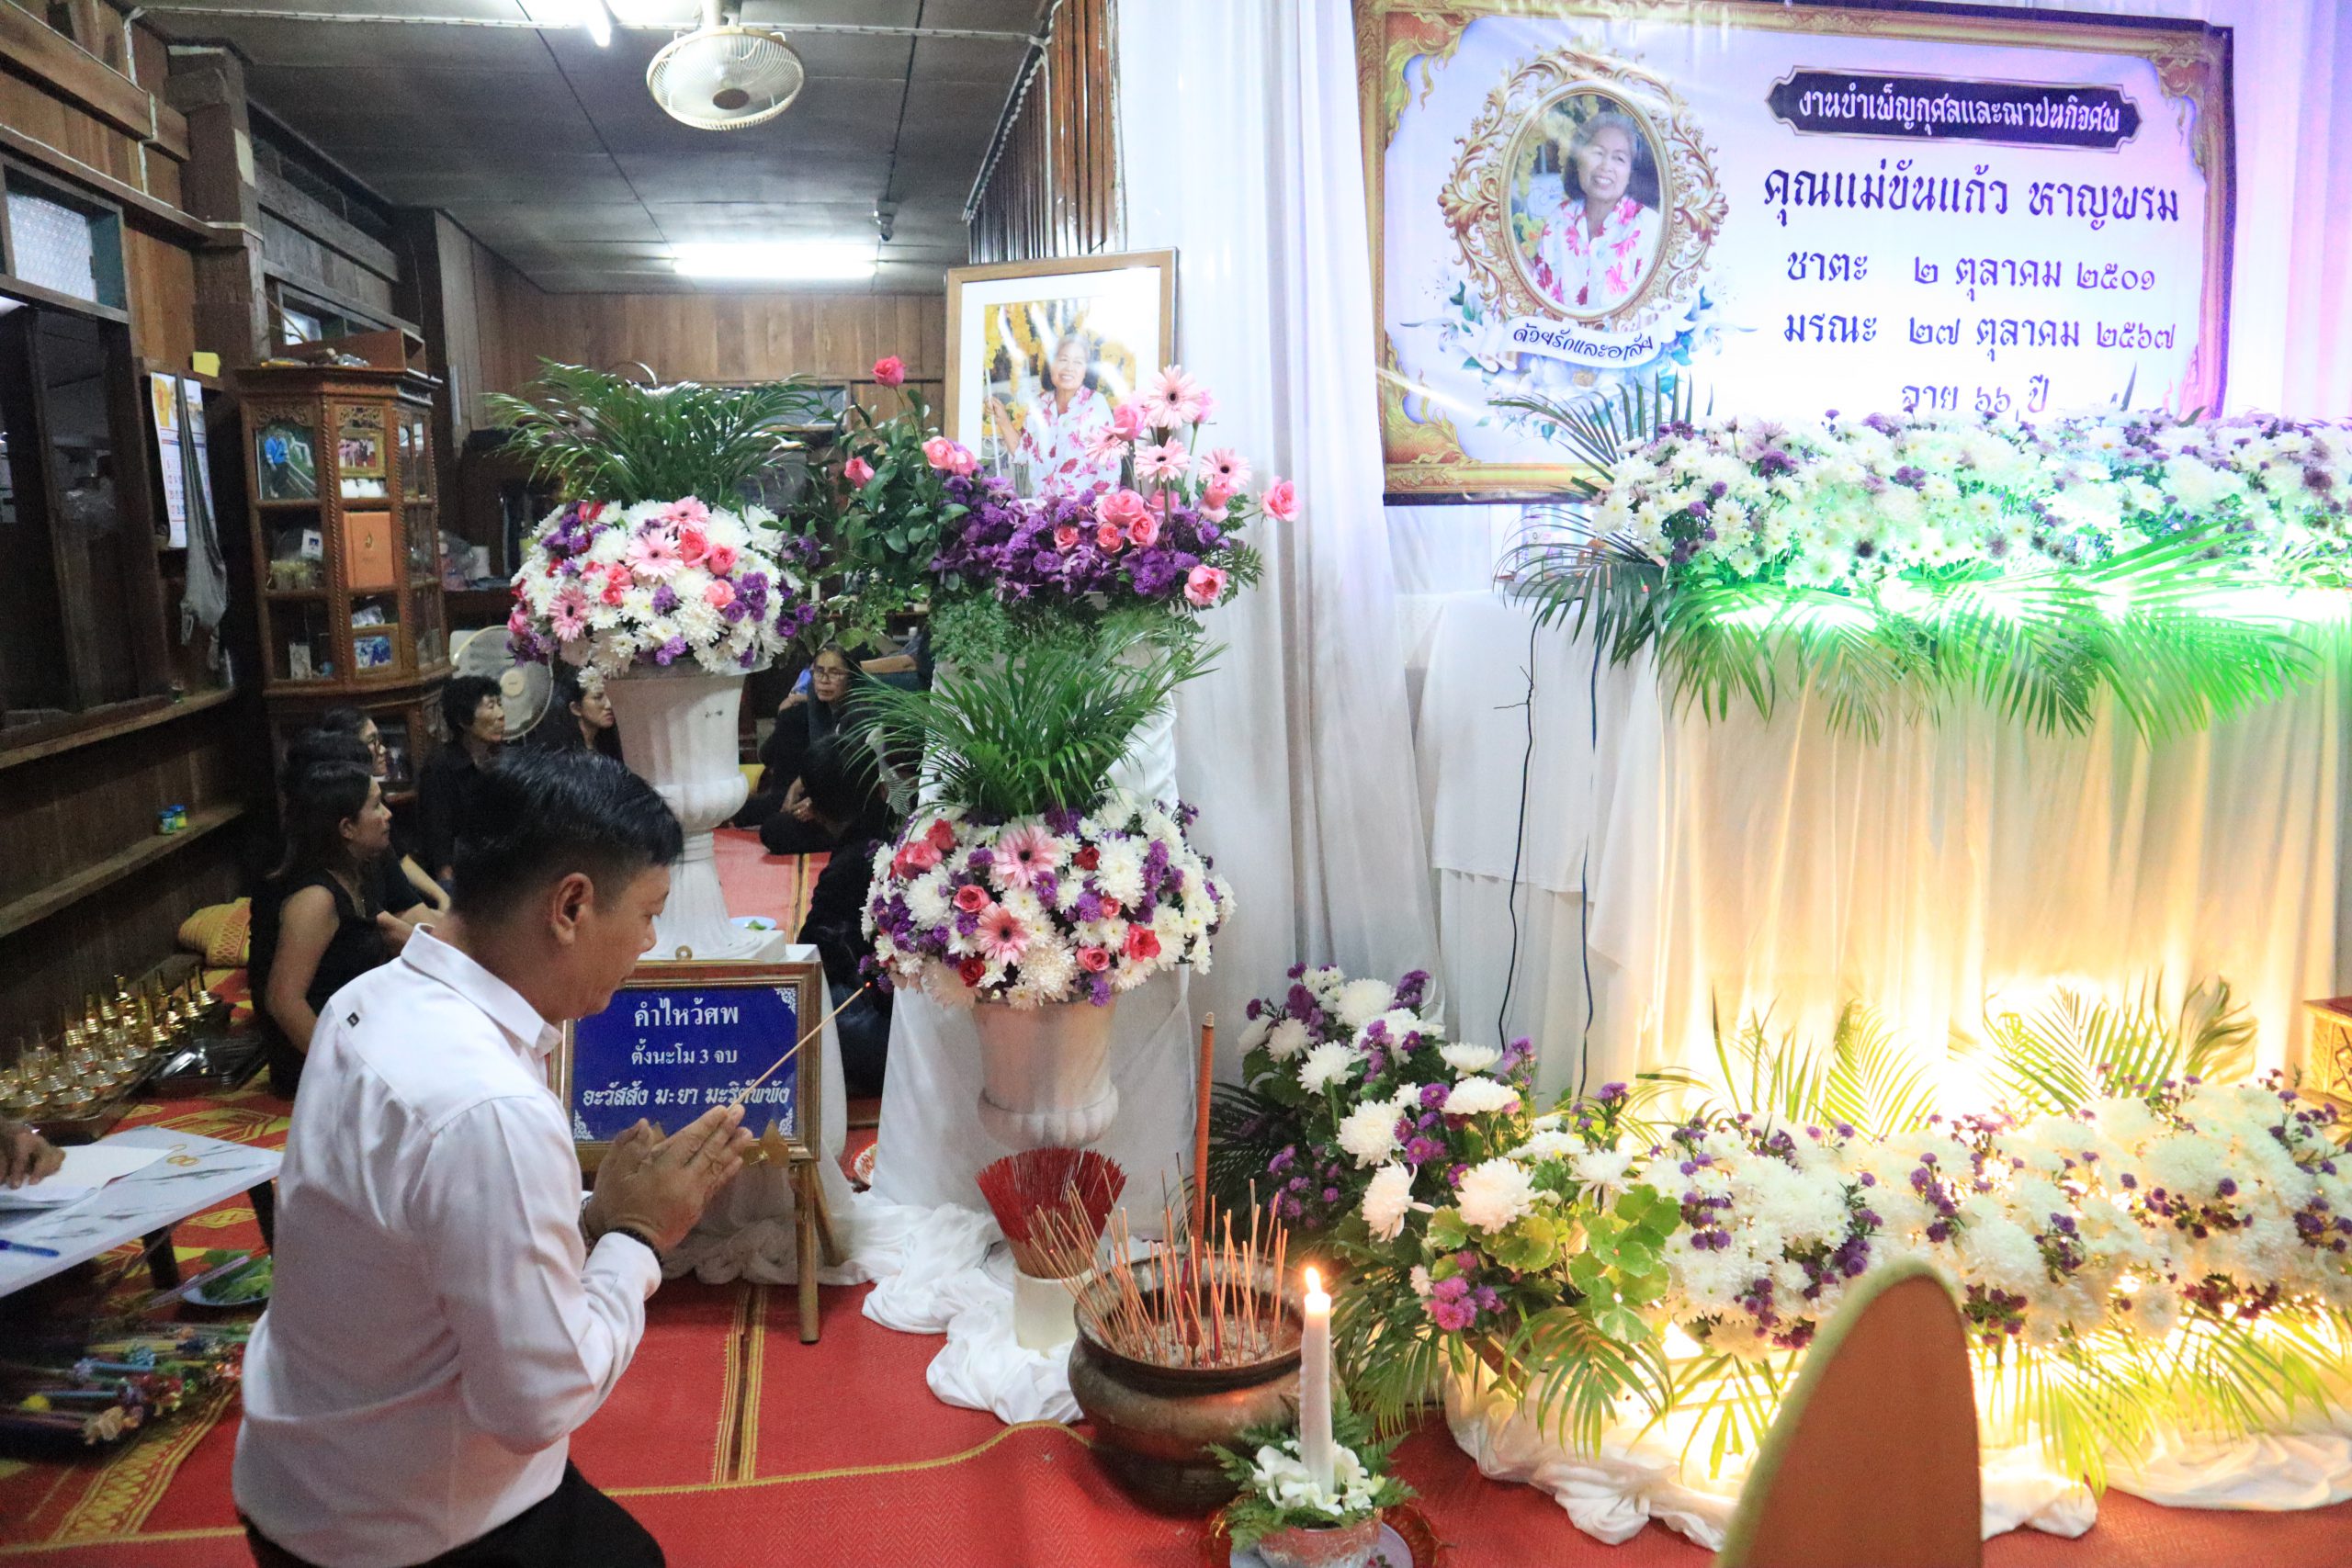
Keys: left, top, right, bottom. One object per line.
{"left": 1413, "top": 590, "right": 2348, "bottom": 1096}
{"left": 1411, "top": 588, "right": 2352, "bottom": 1545}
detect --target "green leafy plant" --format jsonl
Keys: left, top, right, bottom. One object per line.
{"left": 846, "top": 628, "right": 1209, "bottom": 817}
{"left": 1210, "top": 1402, "right": 1414, "bottom": 1551}
{"left": 487, "top": 361, "right": 826, "bottom": 506}
{"left": 819, "top": 382, "right": 965, "bottom": 637}
{"left": 1984, "top": 977, "right": 2253, "bottom": 1114}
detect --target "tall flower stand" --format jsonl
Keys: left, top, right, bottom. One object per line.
{"left": 971, "top": 1000, "right": 1121, "bottom": 1150}
{"left": 604, "top": 664, "right": 762, "bottom": 961}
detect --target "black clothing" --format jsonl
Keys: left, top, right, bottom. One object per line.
{"left": 416, "top": 743, "right": 491, "bottom": 880}
{"left": 243, "top": 1463, "right": 663, "bottom": 1568}
{"left": 249, "top": 867, "right": 387, "bottom": 1100}
{"left": 797, "top": 827, "right": 893, "bottom": 1097}
{"left": 526, "top": 707, "right": 622, "bottom": 761}
{"left": 735, "top": 691, "right": 843, "bottom": 831}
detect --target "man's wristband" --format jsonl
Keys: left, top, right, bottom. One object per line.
{"left": 604, "top": 1223, "right": 665, "bottom": 1261}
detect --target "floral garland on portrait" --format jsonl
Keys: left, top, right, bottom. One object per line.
{"left": 1506, "top": 391, "right": 2352, "bottom": 739}
{"left": 1209, "top": 964, "right": 2352, "bottom": 1490}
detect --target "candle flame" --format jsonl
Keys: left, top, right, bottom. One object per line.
{"left": 1304, "top": 1266, "right": 1321, "bottom": 1294}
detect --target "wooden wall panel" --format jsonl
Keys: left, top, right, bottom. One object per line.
{"left": 123, "top": 222, "right": 196, "bottom": 366}
{"left": 969, "top": 0, "right": 1118, "bottom": 265}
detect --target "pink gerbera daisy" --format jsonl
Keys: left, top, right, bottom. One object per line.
{"left": 992, "top": 823, "right": 1064, "bottom": 890}
{"left": 1195, "top": 447, "right": 1252, "bottom": 491}
{"left": 1083, "top": 423, "right": 1132, "bottom": 464}
{"left": 626, "top": 528, "right": 684, "bottom": 580}
{"left": 662, "top": 497, "right": 710, "bottom": 526}
{"left": 1138, "top": 366, "right": 1205, "bottom": 431}
{"left": 976, "top": 902, "right": 1029, "bottom": 964}
{"left": 1136, "top": 440, "right": 1190, "bottom": 484}
{"left": 549, "top": 587, "right": 590, "bottom": 640}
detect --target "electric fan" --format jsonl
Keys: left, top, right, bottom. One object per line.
{"left": 449, "top": 627, "right": 556, "bottom": 742}
{"left": 647, "top": 2, "right": 805, "bottom": 131}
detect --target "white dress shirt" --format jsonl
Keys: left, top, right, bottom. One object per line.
{"left": 233, "top": 928, "right": 661, "bottom": 1568}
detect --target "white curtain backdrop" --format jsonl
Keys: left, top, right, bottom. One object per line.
{"left": 1120, "top": 0, "right": 1442, "bottom": 1075}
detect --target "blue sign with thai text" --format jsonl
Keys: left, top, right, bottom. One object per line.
{"left": 567, "top": 981, "right": 801, "bottom": 1145}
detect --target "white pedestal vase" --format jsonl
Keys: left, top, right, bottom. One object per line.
{"left": 971, "top": 999, "right": 1120, "bottom": 1149}
{"left": 605, "top": 663, "right": 762, "bottom": 961}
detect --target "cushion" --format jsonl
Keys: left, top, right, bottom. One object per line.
{"left": 178, "top": 899, "right": 252, "bottom": 968}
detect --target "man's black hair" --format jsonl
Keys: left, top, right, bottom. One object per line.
{"left": 313, "top": 705, "right": 370, "bottom": 738}
{"left": 441, "top": 675, "right": 503, "bottom": 738}
{"left": 449, "top": 747, "right": 682, "bottom": 916}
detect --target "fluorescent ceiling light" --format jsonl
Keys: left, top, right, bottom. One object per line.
{"left": 670, "top": 242, "right": 876, "bottom": 281}
{"left": 582, "top": 0, "right": 613, "bottom": 47}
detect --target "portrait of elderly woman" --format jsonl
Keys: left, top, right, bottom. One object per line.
{"left": 1511, "top": 94, "right": 1667, "bottom": 317}
{"left": 982, "top": 328, "right": 1122, "bottom": 498}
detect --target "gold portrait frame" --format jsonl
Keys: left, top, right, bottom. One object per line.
{"left": 1496, "top": 83, "right": 1677, "bottom": 324}
{"left": 943, "top": 248, "right": 1179, "bottom": 456}
{"left": 1357, "top": 0, "right": 2238, "bottom": 502}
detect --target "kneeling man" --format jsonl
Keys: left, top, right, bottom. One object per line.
{"left": 236, "top": 750, "right": 753, "bottom": 1567}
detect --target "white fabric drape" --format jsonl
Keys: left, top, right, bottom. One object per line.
{"left": 1122, "top": 0, "right": 1442, "bottom": 1069}
{"left": 1417, "top": 592, "right": 2346, "bottom": 1089}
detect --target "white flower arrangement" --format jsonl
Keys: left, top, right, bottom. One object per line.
{"left": 862, "top": 790, "right": 1230, "bottom": 1009}
{"left": 508, "top": 497, "right": 820, "bottom": 680}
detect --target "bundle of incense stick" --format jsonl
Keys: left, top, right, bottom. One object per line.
{"left": 975, "top": 1147, "right": 1126, "bottom": 1278}
{"left": 1031, "top": 1194, "right": 1295, "bottom": 1370}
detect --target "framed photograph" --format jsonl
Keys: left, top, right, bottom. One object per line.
{"left": 554, "top": 957, "right": 824, "bottom": 1170}
{"left": 1359, "top": 1, "right": 2234, "bottom": 501}
{"left": 945, "top": 249, "right": 1177, "bottom": 499}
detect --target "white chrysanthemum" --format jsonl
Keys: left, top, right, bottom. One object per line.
{"left": 1362, "top": 1164, "right": 1415, "bottom": 1241}
{"left": 1442, "top": 1076, "right": 1520, "bottom": 1117}
{"left": 1265, "top": 1018, "right": 1312, "bottom": 1061}
{"left": 672, "top": 598, "right": 722, "bottom": 646}
{"left": 1332, "top": 978, "right": 1397, "bottom": 1030}
{"left": 586, "top": 528, "right": 630, "bottom": 566}
{"left": 1364, "top": 1008, "right": 1430, "bottom": 1046}
{"left": 1238, "top": 1014, "right": 1272, "bottom": 1054}
{"left": 1338, "top": 1098, "right": 1402, "bottom": 1168}
{"left": 1408, "top": 1264, "right": 1432, "bottom": 1299}
{"left": 1513, "top": 1128, "right": 1579, "bottom": 1162}
{"left": 1440, "top": 1042, "right": 1502, "bottom": 1076}
{"left": 1093, "top": 842, "right": 1147, "bottom": 906}
{"left": 904, "top": 870, "right": 951, "bottom": 928}
{"left": 1572, "top": 1148, "right": 1637, "bottom": 1190}
{"left": 1297, "top": 1041, "right": 1355, "bottom": 1094}
{"left": 1455, "top": 1158, "right": 1538, "bottom": 1234}
{"left": 1018, "top": 936, "right": 1077, "bottom": 1001}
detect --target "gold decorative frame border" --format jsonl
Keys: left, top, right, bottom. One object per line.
{"left": 1356, "top": 0, "right": 2237, "bottom": 502}
{"left": 1443, "top": 51, "right": 1725, "bottom": 331}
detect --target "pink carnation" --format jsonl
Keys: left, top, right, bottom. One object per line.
{"left": 1183, "top": 565, "right": 1228, "bottom": 607}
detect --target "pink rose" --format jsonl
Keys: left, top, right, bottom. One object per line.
{"left": 1054, "top": 525, "right": 1082, "bottom": 552}
{"left": 1261, "top": 478, "right": 1299, "bottom": 522}
{"left": 844, "top": 456, "right": 875, "bottom": 487}
{"left": 922, "top": 436, "right": 977, "bottom": 475}
{"left": 1124, "top": 926, "right": 1161, "bottom": 961}
{"left": 1076, "top": 945, "right": 1112, "bottom": 974}
{"left": 704, "top": 578, "right": 735, "bottom": 610}
{"left": 601, "top": 564, "right": 630, "bottom": 606}
{"left": 1126, "top": 511, "right": 1161, "bottom": 548}
{"left": 1096, "top": 524, "right": 1126, "bottom": 555}
{"left": 953, "top": 884, "right": 990, "bottom": 914}
{"left": 873, "top": 355, "right": 906, "bottom": 387}
{"left": 1184, "top": 565, "right": 1228, "bottom": 606}
{"left": 1095, "top": 487, "right": 1150, "bottom": 531}
{"left": 1108, "top": 403, "right": 1147, "bottom": 440}
{"left": 892, "top": 840, "right": 942, "bottom": 878}
{"left": 675, "top": 525, "right": 710, "bottom": 566}
{"left": 706, "top": 543, "right": 739, "bottom": 576}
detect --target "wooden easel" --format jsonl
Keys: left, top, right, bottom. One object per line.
{"left": 754, "top": 1120, "right": 842, "bottom": 1342}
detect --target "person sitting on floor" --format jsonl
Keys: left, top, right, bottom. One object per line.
{"left": 302, "top": 713, "right": 449, "bottom": 914}
{"left": 417, "top": 675, "right": 505, "bottom": 885}
{"left": 2, "top": 1117, "right": 62, "bottom": 1188}
{"left": 792, "top": 736, "right": 899, "bottom": 1098}
{"left": 736, "top": 643, "right": 855, "bottom": 844}
{"left": 249, "top": 756, "right": 412, "bottom": 1100}
{"left": 234, "top": 749, "right": 753, "bottom": 1568}
{"left": 528, "top": 665, "right": 623, "bottom": 761}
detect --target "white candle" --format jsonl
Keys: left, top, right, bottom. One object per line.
{"left": 1299, "top": 1265, "right": 1336, "bottom": 1495}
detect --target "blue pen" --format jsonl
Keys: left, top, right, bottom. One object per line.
{"left": 0, "top": 1237, "right": 62, "bottom": 1257}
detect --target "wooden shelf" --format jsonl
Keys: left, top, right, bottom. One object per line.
{"left": 256, "top": 497, "right": 323, "bottom": 510}
{"left": 0, "top": 803, "right": 247, "bottom": 940}
{"left": 0, "top": 686, "right": 238, "bottom": 774}
{"left": 266, "top": 587, "right": 328, "bottom": 601}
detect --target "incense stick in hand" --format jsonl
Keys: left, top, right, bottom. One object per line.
{"left": 728, "top": 982, "right": 870, "bottom": 1110}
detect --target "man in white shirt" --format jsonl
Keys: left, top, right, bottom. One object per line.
{"left": 235, "top": 749, "right": 753, "bottom": 1567}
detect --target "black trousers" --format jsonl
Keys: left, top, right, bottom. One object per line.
{"left": 244, "top": 1463, "right": 662, "bottom": 1568}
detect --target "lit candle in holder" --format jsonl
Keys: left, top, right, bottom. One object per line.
{"left": 1300, "top": 1265, "right": 1336, "bottom": 1495}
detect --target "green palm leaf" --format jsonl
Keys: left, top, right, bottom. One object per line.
{"left": 489, "top": 360, "right": 826, "bottom": 505}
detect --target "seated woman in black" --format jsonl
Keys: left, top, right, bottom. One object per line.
{"left": 250, "top": 758, "right": 407, "bottom": 1099}
{"left": 416, "top": 674, "right": 504, "bottom": 885}
{"left": 793, "top": 736, "right": 899, "bottom": 1097}
{"left": 527, "top": 664, "right": 624, "bottom": 760}
{"left": 738, "top": 643, "right": 854, "bottom": 850}
{"left": 311, "top": 706, "right": 448, "bottom": 913}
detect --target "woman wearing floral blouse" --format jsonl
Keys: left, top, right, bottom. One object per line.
{"left": 985, "top": 333, "right": 1121, "bottom": 497}
{"left": 1532, "top": 111, "right": 1660, "bottom": 314}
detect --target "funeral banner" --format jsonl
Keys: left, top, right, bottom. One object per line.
{"left": 1357, "top": 1, "right": 2234, "bottom": 501}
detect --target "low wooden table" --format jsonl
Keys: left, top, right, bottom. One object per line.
{"left": 0, "top": 1126, "right": 280, "bottom": 1297}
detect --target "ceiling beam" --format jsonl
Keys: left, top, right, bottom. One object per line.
{"left": 129, "top": 6, "right": 1041, "bottom": 43}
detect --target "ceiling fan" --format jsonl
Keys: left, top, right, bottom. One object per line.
{"left": 646, "top": 0, "right": 806, "bottom": 131}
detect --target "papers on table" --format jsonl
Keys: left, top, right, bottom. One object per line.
{"left": 0, "top": 1143, "right": 167, "bottom": 1211}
